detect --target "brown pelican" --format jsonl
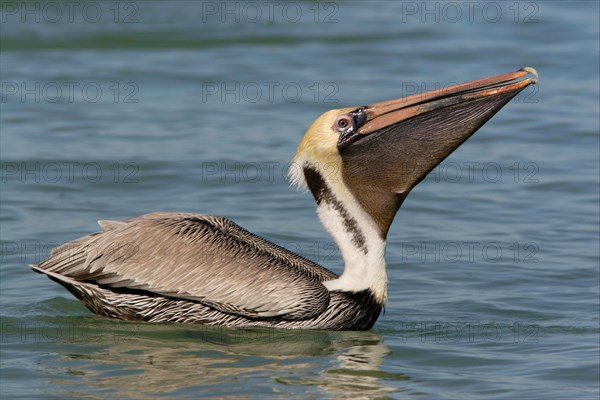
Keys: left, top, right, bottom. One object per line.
{"left": 31, "top": 68, "right": 538, "bottom": 330}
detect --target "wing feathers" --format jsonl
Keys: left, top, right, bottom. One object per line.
{"left": 37, "top": 213, "right": 334, "bottom": 320}
{"left": 98, "top": 220, "right": 126, "bottom": 231}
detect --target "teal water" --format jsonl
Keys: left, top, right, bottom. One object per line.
{"left": 1, "top": 1, "right": 598, "bottom": 398}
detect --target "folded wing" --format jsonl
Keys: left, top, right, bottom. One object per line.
{"left": 35, "top": 212, "right": 335, "bottom": 320}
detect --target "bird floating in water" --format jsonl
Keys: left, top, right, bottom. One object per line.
{"left": 31, "top": 67, "right": 538, "bottom": 330}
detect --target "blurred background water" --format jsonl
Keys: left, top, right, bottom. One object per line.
{"left": 1, "top": 1, "right": 598, "bottom": 399}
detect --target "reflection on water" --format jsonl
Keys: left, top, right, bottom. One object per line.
{"left": 30, "top": 318, "right": 403, "bottom": 398}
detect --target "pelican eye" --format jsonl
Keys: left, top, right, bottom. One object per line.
{"left": 336, "top": 116, "right": 352, "bottom": 130}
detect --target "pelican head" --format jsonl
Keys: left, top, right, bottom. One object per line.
{"left": 291, "top": 68, "right": 538, "bottom": 302}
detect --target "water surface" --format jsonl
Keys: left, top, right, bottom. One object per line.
{"left": 1, "top": 1, "right": 599, "bottom": 398}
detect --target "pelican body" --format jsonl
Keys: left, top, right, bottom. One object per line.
{"left": 31, "top": 68, "right": 538, "bottom": 330}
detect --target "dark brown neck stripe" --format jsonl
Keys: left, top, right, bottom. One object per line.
{"left": 303, "top": 166, "right": 367, "bottom": 254}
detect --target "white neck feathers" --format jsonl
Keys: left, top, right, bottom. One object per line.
{"left": 296, "top": 162, "right": 388, "bottom": 304}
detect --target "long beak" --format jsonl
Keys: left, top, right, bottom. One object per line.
{"left": 358, "top": 67, "right": 538, "bottom": 135}
{"left": 339, "top": 67, "right": 539, "bottom": 237}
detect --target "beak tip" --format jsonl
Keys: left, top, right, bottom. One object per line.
{"left": 519, "top": 66, "right": 539, "bottom": 82}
